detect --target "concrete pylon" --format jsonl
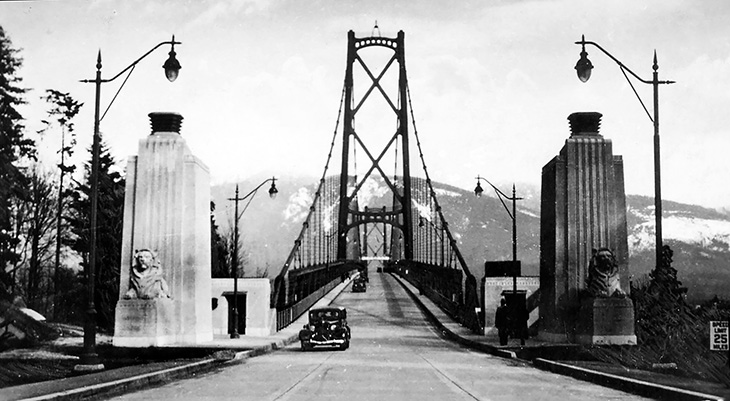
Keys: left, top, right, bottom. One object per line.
{"left": 113, "top": 112, "right": 213, "bottom": 347}
{"left": 539, "top": 112, "right": 635, "bottom": 345}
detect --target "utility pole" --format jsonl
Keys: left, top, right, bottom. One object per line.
{"left": 228, "top": 185, "right": 242, "bottom": 339}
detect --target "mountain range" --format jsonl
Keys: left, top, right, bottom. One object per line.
{"left": 212, "top": 176, "right": 730, "bottom": 303}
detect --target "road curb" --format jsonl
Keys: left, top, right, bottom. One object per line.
{"left": 11, "top": 276, "right": 354, "bottom": 401}
{"left": 533, "top": 358, "right": 724, "bottom": 401}
{"left": 390, "top": 273, "right": 505, "bottom": 359}
{"left": 391, "top": 273, "right": 725, "bottom": 401}
{"left": 21, "top": 358, "right": 223, "bottom": 401}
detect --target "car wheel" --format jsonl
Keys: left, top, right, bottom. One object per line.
{"left": 339, "top": 340, "right": 349, "bottom": 350}
{"left": 301, "top": 341, "right": 311, "bottom": 351}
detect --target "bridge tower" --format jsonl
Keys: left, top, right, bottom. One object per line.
{"left": 337, "top": 30, "right": 414, "bottom": 261}
{"left": 274, "top": 29, "right": 481, "bottom": 335}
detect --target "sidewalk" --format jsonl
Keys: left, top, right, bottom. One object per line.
{"left": 1, "top": 273, "right": 728, "bottom": 401}
{"left": 0, "top": 277, "right": 352, "bottom": 401}
{"left": 391, "top": 273, "right": 729, "bottom": 401}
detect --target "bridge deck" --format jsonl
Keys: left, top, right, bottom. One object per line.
{"left": 1, "top": 272, "right": 724, "bottom": 401}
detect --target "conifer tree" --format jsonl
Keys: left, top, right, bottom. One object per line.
{"left": 0, "top": 26, "right": 36, "bottom": 300}
{"left": 66, "top": 140, "right": 125, "bottom": 331}
{"left": 632, "top": 245, "right": 692, "bottom": 356}
{"left": 210, "top": 201, "right": 230, "bottom": 278}
{"left": 38, "top": 89, "right": 83, "bottom": 318}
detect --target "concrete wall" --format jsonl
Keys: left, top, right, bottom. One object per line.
{"left": 211, "top": 278, "right": 274, "bottom": 337}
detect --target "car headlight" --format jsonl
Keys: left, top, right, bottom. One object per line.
{"left": 330, "top": 324, "right": 337, "bottom": 330}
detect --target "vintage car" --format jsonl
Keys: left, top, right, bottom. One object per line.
{"left": 351, "top": 277, "right": 367, "bottom": 293}
{"left": 357, "top": 266, "right": 369, "bottom": 282}
{"left": 298, "top": 307, "right": 351, "bottom": 351}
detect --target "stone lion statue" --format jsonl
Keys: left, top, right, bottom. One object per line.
{"left": 123, "top": 249, "right": 170, "bottom": 299}
{"left": 586, "top": 248, "right": 625, "bottom": 298}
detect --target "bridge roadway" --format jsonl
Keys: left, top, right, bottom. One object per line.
{"left": 112, "top": 271, "right": 649, "bottom": 401}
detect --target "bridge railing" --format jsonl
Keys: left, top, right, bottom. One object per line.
{"left": 389, "top": 258, "right": 481, "bottom": 333}
{"left": 271, "top": 174, "right": 343, "bottom": 310}
{"left": 389, "top": 175, "right": 483, "bottom": 334}
{"left": 273, "top": 259, "right": 363, "bottom": 330}
{"left": 275, "top": 276, "right": 341, "bottom": 331}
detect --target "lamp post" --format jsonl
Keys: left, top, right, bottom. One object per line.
{"left": 474, "top": 176, "right": 522, "bottom": 294}
{"left": 574, "top": 35, "right": 674, "bottom": 269}
{"left": 474, "top": 175, "right": 525, "bottom": 344}
{"left": 76, "top": 37, "right": 181, "bottom": 371}
{"left": 228, "top": 177, "right": 278, "bottom": 338}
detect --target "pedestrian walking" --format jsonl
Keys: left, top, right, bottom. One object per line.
{"left": 495, "top": 298, "right": 509, "bottom": 346}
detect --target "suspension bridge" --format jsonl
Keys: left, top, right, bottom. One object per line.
{"left": 3, "top": 28, "right": 717, "bottom": 401}
{"left": 270, "top": 30, "right": 481, "bottom": 334}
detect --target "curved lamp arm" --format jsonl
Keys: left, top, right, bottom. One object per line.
{"left": 81, "top": 36, "right": 181, "bottom": 84}
{"left": 237, "top": 177, "right": 279, "bottom": 202}
{"left": 575, "top": 35, "right": 675, "bottom": 85}
{"left": 474, "top": 175, "right": 520, "bottom": 220}
{"left": 81, "top": 38, "right": 182, "bottom": 84}
{"left": 230, "top": 177, "right": 279, "bottom": 220}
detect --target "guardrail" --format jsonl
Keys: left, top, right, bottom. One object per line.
{"left": 275, "top": 278, "right": 341, "bottom": 331}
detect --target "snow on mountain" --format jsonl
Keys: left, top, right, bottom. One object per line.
{"left": 628, "top": 205, "right": 730, "bottom": 253}
{"left": 354, "top": 177, "right": 391, "bottom": 206}
{"left": 630, "top": 216, "right": 730, "bottom": 253}
{"left": 213, "top": 178, "right": 730, "bottom": 299}
{"left": 283, "top": 186, "right": 313, "bottom": 223}
{"left": 434, "top": 187, "right": 462, "bottom": 198}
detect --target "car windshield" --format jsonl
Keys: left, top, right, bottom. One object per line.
{"left": 311, "top": 310, "right": 342, "bottom": 321}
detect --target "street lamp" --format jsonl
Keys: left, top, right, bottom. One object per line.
{"left": 574, "top": 35, "right": 675, "bottom": 270}
{"left": 474, "top": 176, "right": 522, "bottom": 293}
{"left": 475, "top": 175, "right": 525, "bottom": 344}
{"left": 228, "top": 177, "right": 278, "bottom": 338}
{"left": 77, "top": 36, "right": 181, "bottom": 371}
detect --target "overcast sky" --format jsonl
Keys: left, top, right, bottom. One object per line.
{"left": 2, "top": 0, "right": 730, "bottom": 209}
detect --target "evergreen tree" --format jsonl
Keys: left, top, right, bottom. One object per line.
{"left": 37, "top": 89, "right": 82, "bottom": 319}
{"left": 632, "top": 245, "right": 692, "bottom": 357}
{"left": 210, "top": 201, "right": 230, "bottom": 278}
{"left": 66, "top": 140, "right": 125, "bottom": 331}
{"left": 0, "top": 26, "right": 36, "bottom": 300}
{"left": 22, "top": 168, "right": 58, "bottom": 313}
{"left": 223, "top": 219, "right": 247, "bottom": 278}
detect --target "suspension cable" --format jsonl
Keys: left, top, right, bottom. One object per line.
{"left": 406, "top": 83, "right": 472, "bottom": 275}
{"left": 394, "top": 91, "right": 400, "bottom": 184}
{"left": 394, "top": 136, "right": 399, "bottom": 184}
{"left": 280, "top": 82, "right": 347, "bottom": 275}
{"left": 352, "top": 85, "right": 357, "bottom": 186}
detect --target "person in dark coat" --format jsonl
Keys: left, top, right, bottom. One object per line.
{"left": 495, "top": 298, "right": 509, "bottom": 346}
{"left": 517, "top": 305, "right": 529, "bottom": 346}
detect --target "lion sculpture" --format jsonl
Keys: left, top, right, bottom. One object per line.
{"left": 123, "top": 249, "right": 170, "bottom": 299}
{"left": 586, "top": 248, "right": 625, "bottom": 298}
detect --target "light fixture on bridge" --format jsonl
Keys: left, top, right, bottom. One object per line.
{"left": 574, "top": 35, "right": 593, "bottom": 83}
{"left": 474, "top": 181, "right": 484, "bottom": 197}
{"left": 163, "top": 36, "right": 181, "bottom": 82}
{"left": 268, "top": 177, "right": 279, "bottom": 199}
{"left": 79, "top": 34, "right": 182, "bottom": 372}
{"left": 229, "top": 176, "right": 280, "bottom": 338}
{"left": 573, "top": 34, "right": 675, "bottom": 272}
{"left": 474, "top": 174, "right": 526, "bottom": 344}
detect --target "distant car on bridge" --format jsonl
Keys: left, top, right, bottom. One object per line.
{"left": 351, "top": 277, "right": 367, "bottom": 293}
{"left": 298, "top": 307, "right": 351, "bottom": 351}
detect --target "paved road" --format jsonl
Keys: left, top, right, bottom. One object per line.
{"left": 112, "top": 271, "right": 651, "bottom": 401}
